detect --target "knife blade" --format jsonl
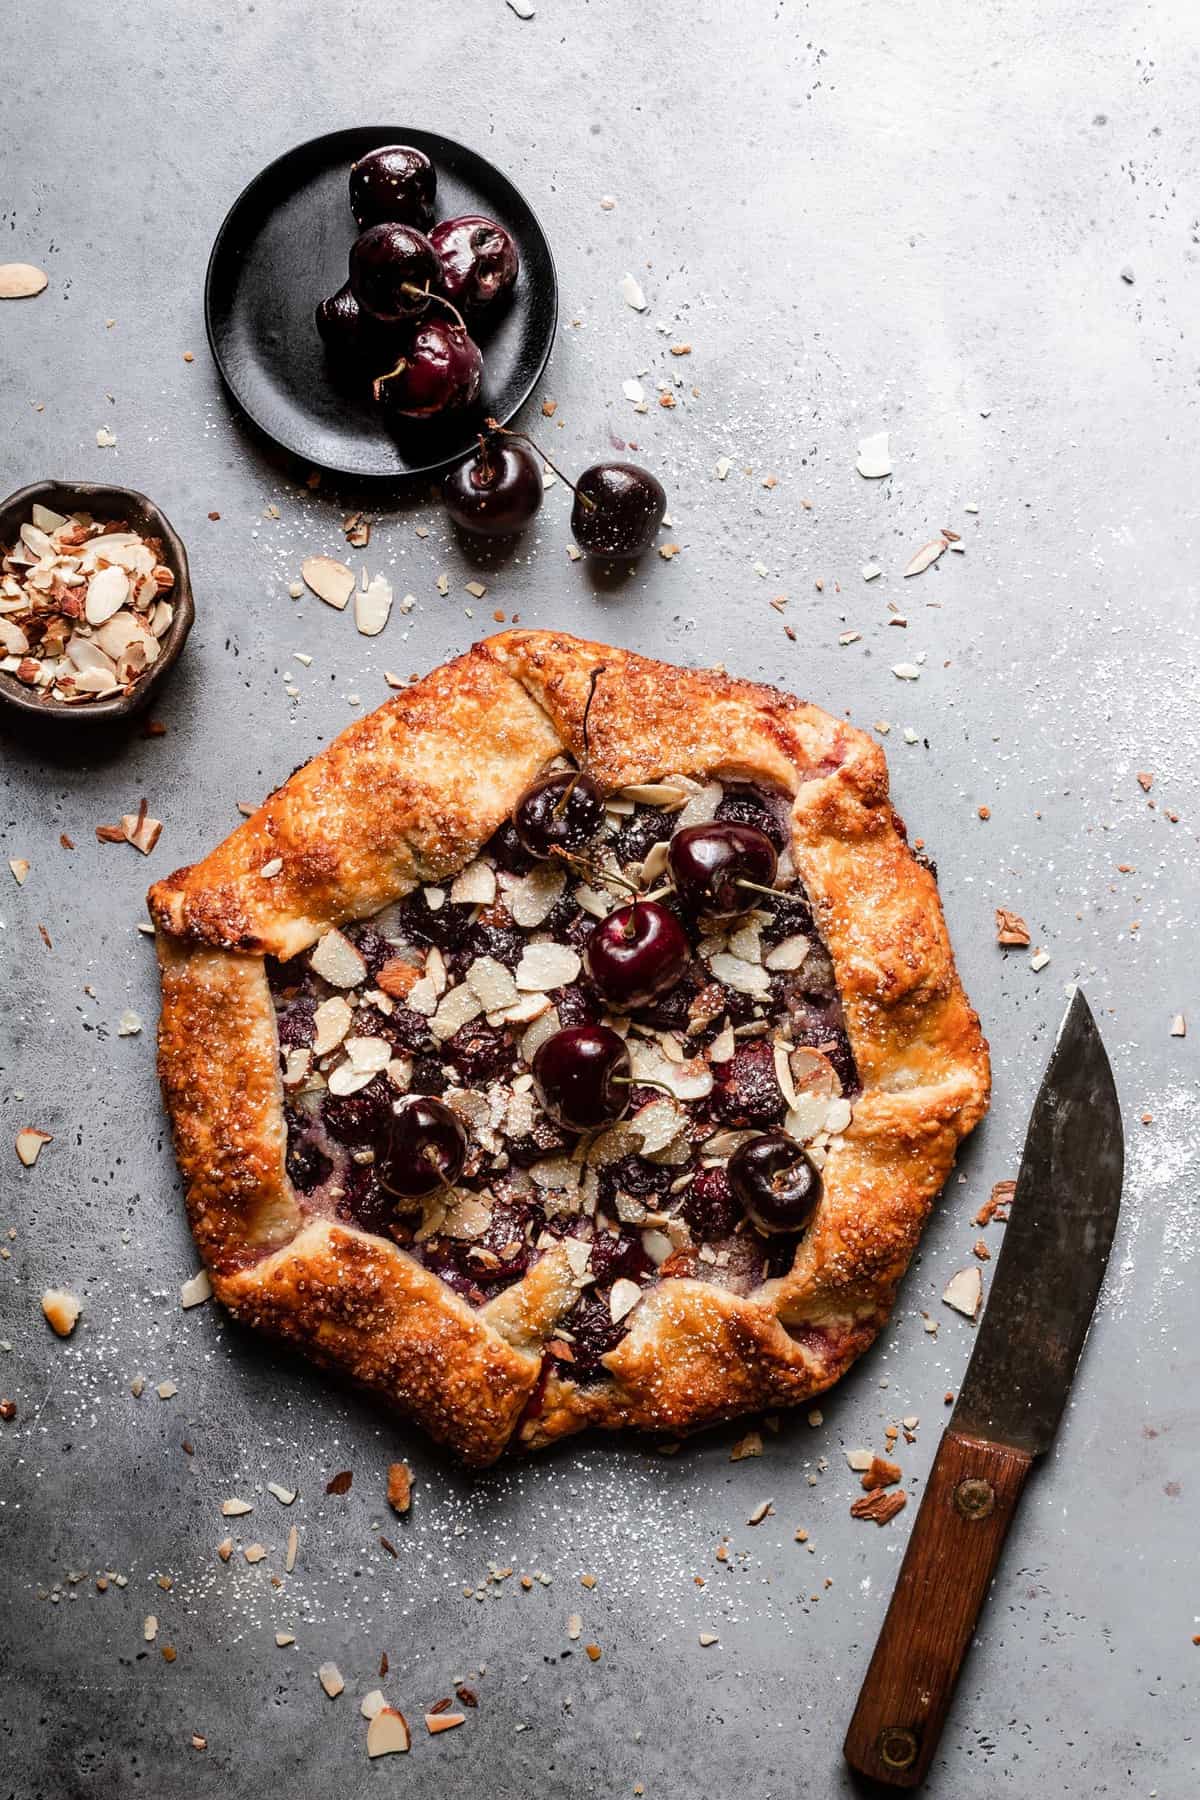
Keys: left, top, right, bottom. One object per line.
{"left": 844, "top": 989, "right": 1124, "bottom": 1787}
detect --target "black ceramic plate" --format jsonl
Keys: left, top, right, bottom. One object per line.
{"left": 205, "top": 128, "right": 558, "bottom": 480}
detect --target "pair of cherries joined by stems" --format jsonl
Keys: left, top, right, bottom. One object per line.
{"left": 444, "top": 423, "right": 667, "bottom": 559}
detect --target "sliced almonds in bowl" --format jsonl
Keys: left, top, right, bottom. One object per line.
{"left": 0, "top": 480, "right": 194, "bottom": 726}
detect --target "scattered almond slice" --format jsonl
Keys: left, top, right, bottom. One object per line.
{"left": 368, "top": 1707, "right": 412, "bottom": 1756}
{"left": 302, "top": 556, "right": 355, "bottom": 609}
{"left": 0, "top": 262, "right": 49, "bottom": 298}
{"left": 425, "top": 1712, "right": 465, "bottom": 1735}
{"left": 747, "top": 1498, "right": 774, "bottom": 1525}
{"left": 699, "top": 1632, "right": 720, "bottom": 1647}
{"left": 319, "top": 1662, "right": 345, "bottom": 1698}
{"left": 180, "top": 1270, "right": 212, "bottom": 1309}
{"left": 285, "top": 1525, "right": 299, "bottom": 1572}
{"left": 355, "top": 574, "right": 393, "bottom": 637}
{"left": 41, "top": 1288, "right": 81, "bottom": 1336}
{"left": 567, "top": 1612, "right": 582, "bottom": 1640}
{"left": 143, "top": 1614, "right": 158, "bottom": 1642}
{"left": 221, "top": 1497, "right": 254, "bottom": 1517}
{"left": 619, "top": 272, "right": 648, "bottom": 311}
{"left": 243, "top": 1543, "right": 267, "bottom": 1564}
{"left": 216, "top": 1538, "right": 233, "bottom": 1562}
{"left": 845, "top": 1447, "right": 874, "bottom": 1472}
{"left": 268, "top": 1482, "right": 296, "bottom": 1505}
{"left": 9, "top": 858, "right": 30, "bottom": 885}
{"left": 361, "top": 1690, "right": 385, "bottom": 1719}
{"left": 942, "top": 1266, "right": 983, "bottom": 1318}
{"left": 312, "top": 994, "right": 353, "bottom": 1055}
{"left": 903, "top": 538, "right": 947, "bottom": 577}
{"left": 855, "top": 431, "right": 892, "bottom": 479}
{"left": 275, "top": 1631, "right": 295, "bottom": 1647}
{"left": 16, "top": 1127, "right": 52, "bottom": 1167}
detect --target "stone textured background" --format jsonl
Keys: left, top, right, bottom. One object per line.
{"left": 1, "top": 1, "right": 1195, "bottom": 1794}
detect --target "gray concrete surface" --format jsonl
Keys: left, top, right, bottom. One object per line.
{"left": 1, "top": 1, "right": 1197, "bottom": 1795}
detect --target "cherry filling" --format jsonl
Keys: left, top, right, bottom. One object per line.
{"left": 267, "top": 784, "right": 860, "bottom": 1384}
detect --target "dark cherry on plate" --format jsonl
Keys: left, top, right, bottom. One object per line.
{"left": 315, "top": 282, "right": 404, "bottom": 378}
{"left": 349, "top": 222, "right": 440, "bottom": 323}
{"left": 377, "top": 1094, "right": 467, "bottom": 1199}
{"left": 571, "top": 462, "right": 666, "bottom": 559}
{"left": 431, "top": 214, "right": 519, "bottom": 316}
{"left": 349, "top": 144, "right": 436, "bottom": 230}
{"left": 532, "top": 1024, "right": 632, "bottom": 1132}
{"left": 512, "top": 769, "right": 606, "bottom": 858}
{"left": 584, "top": 900, "right": 690, "bottom": 1009}
{"left": 443, "top": 435, "right": 543, "bottom": 536}
{"left": 668, "top": 821, "right": 779, "bottom": 918}
{"left": 375, "top": 318, "right": 483, "bottom": 418}
{"left": 728, "top": 1130, "right": 822, "bottom": 1234}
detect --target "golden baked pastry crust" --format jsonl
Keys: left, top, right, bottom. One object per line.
{"left": 151, "top": 631, "right": 989, "bottom": 1464}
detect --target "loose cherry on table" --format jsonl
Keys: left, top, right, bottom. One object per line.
{"left": 348, "top": 222, "right": 440, "bottom": 323}
{"left": 349, "top": 144, "right": 436, "bottom": 230}
{"left": 377, "top": 1095, "right": 467, "bottom": 1199}
{"left": 443, "top": 432, "right": 543, "bottom": 536}
{"left": 667, "top": 821, "right": 780, "bottom": 918}
{"left": 584, "top": 899, "right": 690, "bottom": 1010}
{"left": 374, "top": 316, "right": 483, "bottom": 419}
{"left": 532, "top": 1024, "right": 633, "bottom": 1131}
{"left": 727, "top": 1130, "right": 822, "bottom": 1234}
{"left": 430, "top": 214, "right": 519, "bottom": 316}
{"left": 571, "top": 462, "right": 666, "bottom": 559}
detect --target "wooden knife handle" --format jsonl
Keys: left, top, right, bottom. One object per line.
{"left": 843, "top": 1428, "right": 1034, "bottom": 1787}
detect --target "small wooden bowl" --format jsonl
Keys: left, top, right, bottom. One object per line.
{"left": 0, "top": 480, "right": 194, "bottom": 728}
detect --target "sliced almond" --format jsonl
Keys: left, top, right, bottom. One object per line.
{"left": 904, "top": 537, "right": 947, "bottom": 577}
{"left": 707, "top": 951, "right": 770, "bottom": 997}
{"left": 764, "top": 934, "right": 810, "bottom": 971}
{"left": 310, "top": 929, "right": 367, "bottom": 989}
{"left": 344, "top": 1034, "right": 391, "bottom": 1075}
{"left": 368, "top": 1707, "right": 412, "bottom": 1756}
{"left": 318, "top": 1661, "right": 345, "bottom": 1698}
{"left": 942, "top": 1266, "right": 983, "bottom": 1318}
{"left": 466, "top": 955, "right": 520, "bottom": 1012}
{"left": 425, "top": 1712, "right": 465, "bottom": 1735}
{"left": 431, "top": 983, "right": 484, "bottom": 1041}
{"left": 312, "top": 994, "right": 353, "bottom": 1055}
{"left": 0, "top": 262, "right": 49, "bottom": 298}
{"left": 617, "top": 783, "right": 688, "bottom": 809}
{"left": 301, "top": 557, "right": 355, "bottom": 609}
{"left": 855, "top": 431, "right": 892, "bottom": 479}
{"left": 449, "top": 860, "right": 497, "bottom": 907}
{"left": 180, "top": 1270, "right": 212, "bottom": 1309}
{"left": 41, "top": 1288, "right": 81, "bottom": 1336}
{"left": 361, "top": 1690, "right": 385, "bottom": 1719}
{"left": 355, "top": 574, "right": 393, "bottom": 637}
{"left": 516, "top": 942, "right": 581, "bottom": 991}
{"left": 221, "top": 1497, "right": 254, "bottom": 1516}
{"left": 609, "top": 1277, "right": 642, "bottom": 1323}
{"left": 8, "top": 857, "right": 30, "bottom": 885}
{"left": 507, "top": 864, "right": 565, "bottom": 928}
{"left": 85, "top": 565, "right": 131, "bottom": 625}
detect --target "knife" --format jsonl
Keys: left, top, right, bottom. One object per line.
{"left": 843, "top": 989, "right": 1123, "bottom": 1787}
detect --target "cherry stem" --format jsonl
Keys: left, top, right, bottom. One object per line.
{"left": 399, "top": 281, "right": 468, "bottom": 334}
{"left": 734, "top": 878, "right": 794, "bottom": 902}
{"left": 475, "top": 431, "right": 495, "bottom": 485}
{"left": 549, "top": 846, "right": 645, "bottom": 905}
{"left": 612, "top": 1076, "right": 678, "bottom": 1102}
{"left": 485, "top": 417, "right": 597, "bottom": 510}
{"left": 372, "top": 355, "right": 407, "bottom": 404}
{"left": 580, "top": 664, "right": 606, "bottom": 761}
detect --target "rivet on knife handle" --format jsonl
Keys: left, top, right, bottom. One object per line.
{"left": 842, "top": 1428, "right": 1033, "bottom": 1787}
